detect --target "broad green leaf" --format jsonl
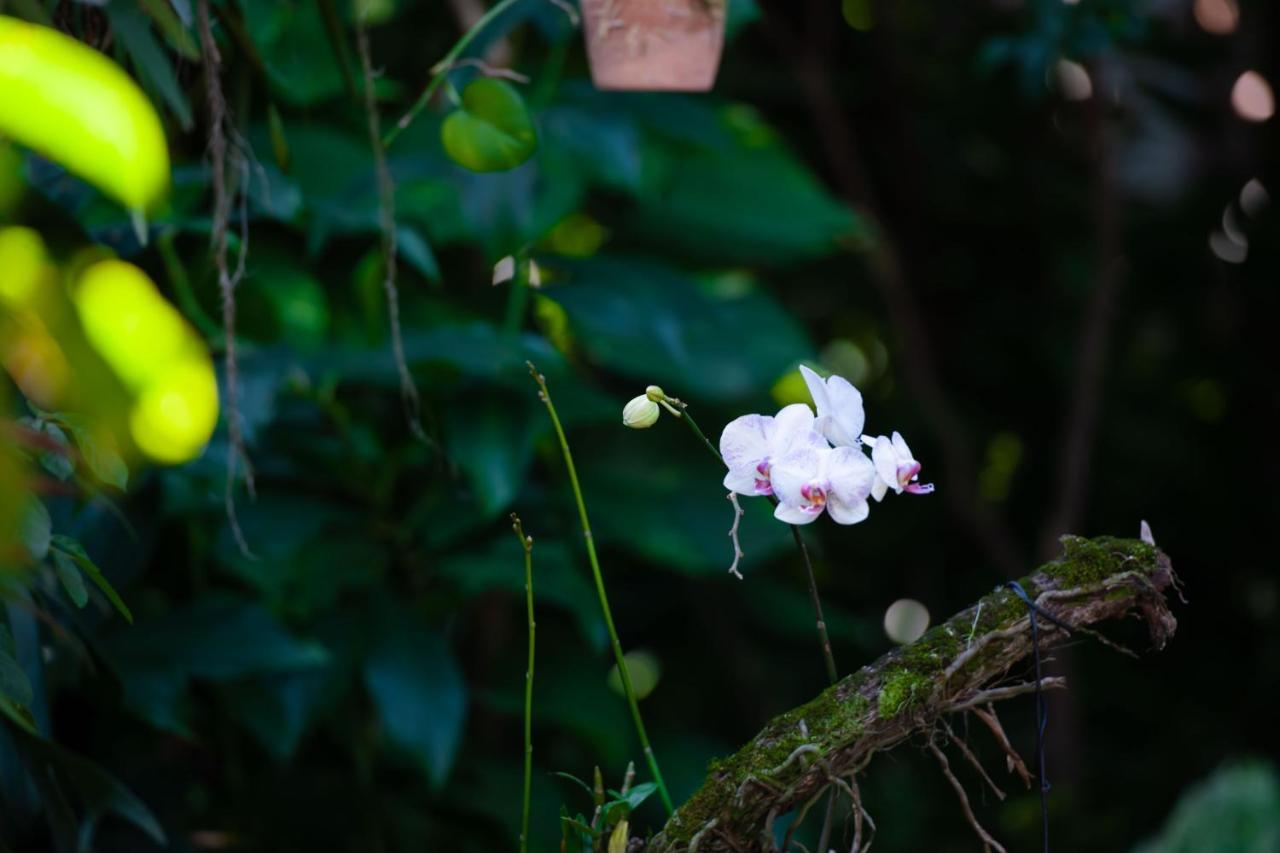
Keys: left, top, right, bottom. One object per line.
{"left": 444, "top": 391, "right": 540, "bottom": 519}
{"left": 51, "top": 549, "right": 89, "bottom": 609}
{"left": 51, "top": 536, "right": 132, "bottom": 623}
{"left": 441, "top": 78, "right": 538, "bottom": 173}
{"left": 242, "top": 2, "right": 346, "bottom": 106}
{"left": 364, "top": 605, "right": 467, "bottom": 788}
{"left": 1135, "top": 761, "right": 1280, "bottom": 853}
{"left": 436, "top": 535, "right": 604, "bottom": 648}
{"left": 546, "top": 256, "right": 812, "bottom": 401}
{"left": 102, "top": 595, "right": 327, "bottom": 677}
{"left": 19, "top": 499, "right": 50, "bottom": 561}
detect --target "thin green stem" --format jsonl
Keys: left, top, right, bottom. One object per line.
{"left": 528, "top": 363, "right": 674, "bottom": 816}
{"left": 383, "top": 0, "right": 523, "bottom": 148}
{"left": 674, "top": 404, "right": 721, "bottom": 461}
{"left": 511, "top": 514, "right": 535, "bottom": 853}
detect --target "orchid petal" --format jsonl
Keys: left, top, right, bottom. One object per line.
{"left": 774, "top": 500, "right": 821, "bottom": 525}
{"left": 827, "top": 446, "right": 876, "bottom": 505}
{"left": 826, "top": 493, "right": 871, "bottom": 525}
{"left": 720, "top": 414, "right": 772, "bottom": 471}
{"left": 871, "top": 435, "right": 901, "bottom": 493}
{"left": 822, "top": 375, "right": 865, "bottom": 447}
{"left": 772, "top": 403, "right": 817, "bottom": 451}
{"left": 769, "top": 446, "right": 823, "bottom": 508}
{"left": 891, "top": 430, "right": 912, "bottom": 459}
{"left": 871, "top": 476, "right": 889, "bottom": 502}
{"left": 799, "top": 365, "right": 830, "bottom": 416}
{"left": 724, "top": 465, "right": 765, "bottom": 497}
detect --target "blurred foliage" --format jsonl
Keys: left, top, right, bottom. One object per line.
{"left": 1134, "top": 761, "right": 1280, "bottom": 853}
{"left": 1, "top": 0, "right": 1278, "bottom": 851}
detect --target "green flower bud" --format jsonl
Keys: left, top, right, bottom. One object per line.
{"left": 645, "top": 385, "right": 666, "bottom": 402}
{"left": 623, "top": 394, "right": 660, "bottom": 429}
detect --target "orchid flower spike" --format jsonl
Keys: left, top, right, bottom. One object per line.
{"left": 866, "top": 431, "right": 935, "bottom": 500}
{"left": 720, "top": 403, "right": 827, "bottom": 497}
{"left": 799, "top": 364, "right": 865, "bottom": 448}
{"left": 770, "top": 445, "right": 877, "bottom": 525}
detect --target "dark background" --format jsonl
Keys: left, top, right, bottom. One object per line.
{"left": 2, "top": 0, "right": 1278, "bottom": 850}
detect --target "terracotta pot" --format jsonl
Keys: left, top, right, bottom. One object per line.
{"left": 580, "top": 0, "right": 726, "bottom": 92}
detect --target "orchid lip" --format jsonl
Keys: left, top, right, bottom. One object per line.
{"left": 897, "top": 461, "right": 922, "bottom": 488}
{"left": 905, "top": 482, "right": 935, "bottom": 495}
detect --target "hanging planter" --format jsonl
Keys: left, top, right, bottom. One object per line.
{"left": 580, "top": 0, "right": 726, "bottom": 92}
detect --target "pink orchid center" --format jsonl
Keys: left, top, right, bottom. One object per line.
{"left": 799, "top": 481, "right": 829, "bottom": 512}
{"left": 754, "top": 459, "right": 773, "bottom": 495}
{"left": 896, "top": 460, "right": 922, "bottom": 489}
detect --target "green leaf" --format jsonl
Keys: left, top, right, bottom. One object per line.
{"left": 1135, "top": 761, "right": 1280, "bottom": 853}
{"left": 0, "top": 625, "right": 34, "bottom": 710}
{"left": 19, "top": 499, "right": 51, "bottom": 561}
{"left": 5, "top": 727, "right": 167, "bottom": 847}
{"left": 103, "top": 595, "right": 327, "bottom": 679}
{"left": 627, "top": 120, "right": 860, "bottom": 265}
{"left": 56, "top": 414, "right": 129, "bottom": 490}
{"left": 602, "top": 780, "right": 658, "bottom": 825}
{"left": 552, "top": 771, "right": 595, "bottom": 797}
{"left": 51, "top": 536, "right": 132, "bottom": 623}
{"left": 36, "top": 421, "right": 74, "bottom": 481}
{"left": 546, "top": 256, "right": 813, "bottom": 401}
{"left": 139, "top": 0, "right": 200, "bottom": 59}
{"left": 444, "top": 391, "right": 540, "bottom": 519}
{"left": 363, "top": 605, "right": 467, "bottom": 788}
{"left": 242, "top": 1, "right": 346, "bottom": 106}
{"left": 108, "top": 2, "right": 195, "bottom": 130}
{"left": 51, "top": 550, "right": 89, "bottom": 609}
{"left": 441, "top": 78, "right": 538, "bottom": 173}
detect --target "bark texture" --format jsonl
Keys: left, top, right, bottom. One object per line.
{"left": 646, "top": 535, "right": 1178, "bottom": 852}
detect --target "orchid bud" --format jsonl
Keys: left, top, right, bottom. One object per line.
{"left": 645, "top": 385, "right": 666, "bottom": 402}
{"left": 623, "top": 394, "right": 660, "bottom": 429}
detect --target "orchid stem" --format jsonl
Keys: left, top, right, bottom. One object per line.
{"left": 674, "top": 400, "right": 840, "bottom": 684}
{"left": 528, "top": 363, "right": 674, "bottom": 816}
{"left": 511, "top": 514, "right": 535, "bottom": 853}
{"left": 383, "top": 0, "right": 523, "bottom": 148}
{"left": 674, "top": 404, "right": 721, "bottom": 461}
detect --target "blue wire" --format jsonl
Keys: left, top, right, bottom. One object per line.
{"left": 1006, "top": 580, "right": 1063, "bottom": 853}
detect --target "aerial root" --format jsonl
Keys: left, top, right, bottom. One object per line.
{"left": 943, "top": 720, "right": 1006, "bottom": 801}
{"left": 970, "top": 703, "right": 1033, "bottom": 788}
{"left": 944, "top": 676, "right": 1067, "bottom": 713}
{"left": 928, "top": 739, "right": 1007, "bottom": 853}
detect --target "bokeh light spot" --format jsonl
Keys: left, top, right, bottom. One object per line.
{"left": 1231, "top": 71, "right": 1274, "bottom": 123}
{"left": 1194, "top": 0, "right": 1238, "bottom": 35}
{"left": 884, "top": 599, "right": 930, "bottom": 644}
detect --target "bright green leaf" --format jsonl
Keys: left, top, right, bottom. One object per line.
{"left": 441, "top": 78, "right": 538, "bottom": 173}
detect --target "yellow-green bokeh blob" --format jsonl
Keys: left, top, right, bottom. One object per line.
{"left": 0, "top": 226, "right": 46, "bottom": 306}
{"left": 0, "top": 16, "right": 169, "bottom": 211}
{"left": 72, "top": 260, "right": 217, "bottom": 463}
{"left": 129, "top": 361, "right": 220, "bottom": 464}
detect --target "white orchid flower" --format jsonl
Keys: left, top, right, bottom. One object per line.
{"left": 799, "top": 364, "right": 865, "bottom": 448}
{"left": 719, "top": 403, "right": 827, "bottom": 497}
{"left": 866, "top": 431, "right": 935, "bottom": 500}
{"left": 769, "top": 444, "right": 877, "bottom": 525}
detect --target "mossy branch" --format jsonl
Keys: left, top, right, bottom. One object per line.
{"left": 646, "top": 535, "right": 1179, "bottom": 852}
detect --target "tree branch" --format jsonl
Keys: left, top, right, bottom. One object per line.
{"left": 645, "top": 535, "right": 1177, "bottom": 851}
